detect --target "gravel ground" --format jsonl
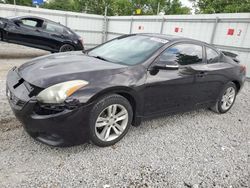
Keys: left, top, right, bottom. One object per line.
{"left": 0, "top": 43, "right": 249, "bottom": 188}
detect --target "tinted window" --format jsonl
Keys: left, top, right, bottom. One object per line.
{"left": 20, "top": 19, "right": 43, "bottom": 28}
{"left": 160, "top": 43, "right": 203, "bottom": 66}
{"left": 45, "top": 22, "right": 68, "bottom": 34}
{"left": 206, "top": 47, "right": 220, "bottom": 64}
{"left": 88, "top": 35, "right": 168, "bottom": 65}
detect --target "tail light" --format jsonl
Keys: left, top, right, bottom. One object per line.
{"left": 240, "top": 64, "right": 246, "bottom": 74}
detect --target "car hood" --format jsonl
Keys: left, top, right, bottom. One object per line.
{"left": 18, "top": 52, "right": 128, "bottom": 88}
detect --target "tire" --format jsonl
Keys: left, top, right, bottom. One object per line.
{"left": 59, "top": 44, "right": 74, "bottom": 52}
{"left": 210, "top": 82, "right": 237, "bottom": 114}
{"left": 88, "top": 94, "right": 133, "bottom": 147}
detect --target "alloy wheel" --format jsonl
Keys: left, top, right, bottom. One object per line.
{"left": 95, "top": 104, "right": 129, "bottom": 142}
{"left": 220, "top": 87, "right": 236, "bottom": 111}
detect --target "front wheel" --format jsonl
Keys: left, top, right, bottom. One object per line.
{"left": 59, "top": 44, "right": 74, "bottom": 52}
{"left": 88, "top": 94, "right": 133, "bottom": 147}
{"left": 210, "top": 82, "right": 237, "bottom": 114}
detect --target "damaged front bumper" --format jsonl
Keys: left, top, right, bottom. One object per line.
{"left": 6, "top": 67, "right": 92, "bottom": 147}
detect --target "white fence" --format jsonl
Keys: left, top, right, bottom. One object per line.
{"left": 108, "top": 15, "right": 250, "bottom": 78}
{"left": 0, "top": 4, "right": 250, "bottom": 77}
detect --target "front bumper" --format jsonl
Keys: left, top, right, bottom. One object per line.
{"left": 6, "top": 68, "right": 91, "bottom": 147}
{"left": 74, "top": 40, "right": 84, "bottom": 51}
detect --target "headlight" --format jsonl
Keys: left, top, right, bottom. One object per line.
{"left": 37, "top": 80, "right": 88, "bottom": 104}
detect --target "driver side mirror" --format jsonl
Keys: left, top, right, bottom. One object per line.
{"left": 154, "top": 60, "right": 179, "bottom": 70}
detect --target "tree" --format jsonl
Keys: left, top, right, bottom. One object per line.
{"left": 42, "top": 0, "right": 76, "bottom": 12}
{"left": 146, "top": 0, "right": 166, "bottom": 14}
{"left": 2, "top": 0, "right": 32, "bottom": 6}
{"left": 164, "top": 0, "right": 191, "bottom": 14}
{"left": 189, "top": 0, "right": 250, "bottom": 13}
{"left": 1, "top": 0, "right": 192, "bottom": 15}
{"left": 48, "top": 0, "right": 115, "bottom": 15}
{"left": 112, "top": 0, "right": 133, "bottom": 16}
{"left": 130, "top": 0, "right": 191, "bottom": 15}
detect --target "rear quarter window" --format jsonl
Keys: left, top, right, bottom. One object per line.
{"left": 45, "top": 22, "right": 69, "bottom": 34}
{"left": 206, "top": 47, "right": 220, "bottom": 64}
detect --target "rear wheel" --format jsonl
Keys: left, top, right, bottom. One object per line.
{"left": 210, "top": 82, "right": 237, "bottom": 114}
{"left": 59, "top": 44, "right": 74, "bottom": 52}
{"left": 88, "top": 94, "right": 133, "bottom": 147}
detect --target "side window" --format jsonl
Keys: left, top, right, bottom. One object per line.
{"left": 206, "top": 47, "right": 220, "bottom": 64}
{"left": 45, "top": 22, "right": 67, "bottom": 34}
{"left": 20, "top": 19, "right": 43, "bottom": 28}
{"left": 160, "top": 43, "right": 203, "bottom": 66}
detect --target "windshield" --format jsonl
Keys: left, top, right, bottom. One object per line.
{"left": 88, "top": 35, "right": 168, "bottom": 65}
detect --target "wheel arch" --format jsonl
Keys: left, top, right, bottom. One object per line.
{"left": 60, "top": 42, "right": 75, "bottom": 49}
{"left": 88, "top": 86, "right": 142, "bottom": 126}
{"left": 231, "top": 80, "right": 241, "bottom": 92}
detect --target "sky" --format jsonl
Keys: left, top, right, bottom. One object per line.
{"left": 181, "top": 0, "right": 193, "bottom": 8}
{"left": 181, "top": 0, "right": 195, "bottom": 14}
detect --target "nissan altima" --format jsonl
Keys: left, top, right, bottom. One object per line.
{"left": 6, "top": 34, "right": 246, "bottom": 147}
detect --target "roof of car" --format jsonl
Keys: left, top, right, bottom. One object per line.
{"left": 140, "top": 33, "right": 183, "bottom": 40}
{"left": 138, "top": 33, "right": 208, "bottom": 45}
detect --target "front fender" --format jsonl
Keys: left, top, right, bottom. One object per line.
{"left": 80, "top": 86, "right": 143, "bottom": 126}
{"left": 69, "top": 65, "right": 147, "bottom": 118}
{"left": 75, "top": 85, "right": 140, "bottom": 107}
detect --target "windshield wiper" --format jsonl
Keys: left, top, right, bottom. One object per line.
{"left": 91, "top": 55, "right": 110, "bottom": 62}
{"left": 89, "top": 54, "right": 119, "bottom": 64}
{"left": 95, "top": 56, "right": 108, "bottom": 61}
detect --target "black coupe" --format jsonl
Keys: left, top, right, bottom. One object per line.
{"left": 0, "top": 16, "right": 84, "bottom": 52}
{"left": 6, "top": 34, "right": 246, "bottom": 147}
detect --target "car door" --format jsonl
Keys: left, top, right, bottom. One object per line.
{"left": 193, "top": 46, "right": 229, "bottom": 106}
{"left": 143, "top": 42, "right": 205, "bottom": 116}
{"left": 6, "top": 18, "right": 45, "bottom": 47}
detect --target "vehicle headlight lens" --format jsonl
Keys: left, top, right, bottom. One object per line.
{"left": 37, "top": 80, "right": 88, "bottom": 104}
